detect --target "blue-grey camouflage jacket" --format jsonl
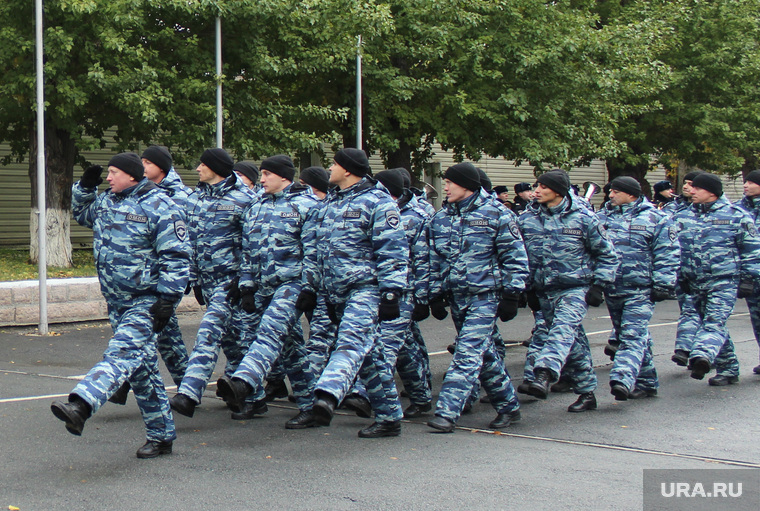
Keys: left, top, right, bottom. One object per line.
{"left": 157, "top": 168, "right": 192, "bottom": 212}
{"left": 662, "top": 195, "right": 691, "bottom": 218}
{"left": 313, "top": 177, "right": 409, "bottom": 303}
{"left": 397, "top": 190, "right": 431, "bottom": 305}
{"left": 428, "top": 189, "right": 528, "bottom": 298}
{"left": 597, "top": 197, "right": 680, "bottom": 290}
{"left": 677, "top": 195, "right": 760, "bottom": 286}
{"left": 186, "top": 173, "right": 255, "bottom": 288}
{"left": 518, "top": 195, "right": 620, "bottom": 291}
{"left": 239, "top": 183, "right": 319, "bottom": 296}
{"left": 72, "top": 178, "right": 190, "bottom": 304}
{"left": 737, "top": 195, "right": 760, "bottom": 225}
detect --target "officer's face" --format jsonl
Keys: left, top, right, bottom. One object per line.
{"left": 682, "top": 180, "right": 694, "bottom": 198}
{"left": 142, "top": 159, "right": 164, "bottom": 184}
{"left": 535, "top": 183, "right": 561, "bottom": 205}
{"left": 196, "top": 162, "right": 222, "bottom": 185}
{"left": 498, "top": 191, "right": 511, "bottom": 202}
{"left": 444, "top": 179, "right": 472, "bottom": 203}
{"left": 609, "top": 189, "right": 636, "bottom": 206}
{"left": 260, "top": 169, "right": 289, "bottom": 194}
{"left": 518, "top": 190, "right": 533, "bottom": 201}
{"left": 106, "top": 166, "right": 136, "bottom": 193}
{"left": 744, "top": 180, "right": 760, "bottom": 198}
{"left": 690, "top": 187, "right": 717, "bottom": 204}
{"left": 235, "top": 171, "right": 255, "bottom": 189}
{"left": 329, "top": 162, "right": 349, "bottom": 187}
{"left": 660, "top": 188, "right": 674, "bottom": 199}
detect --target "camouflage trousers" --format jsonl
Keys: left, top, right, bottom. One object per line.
{"left": 688, "top": 279, "right": 740, "bottom": 377}
{"left": 745, "top": 295, "right": 760, "bottom": 363}
{"left": 605, "top": 286, "right": 659, "bottom": 392}
{"left": 233, "top": 281, "right": 316, "bottom": 411}
{"left": 72, "top": 296, "right": 175, "bottom": 442}
{"left": 396, "top": 320, "right": 433, "bottom": 406}
{"left": 178, "top": 282, "right": 260, "bottom": 404}
{"left": 674, "top": 284, "right": 700, "bottom": 354}
{"left": 532, "top": 287, "right": 597, "bottom": 394}
{"left": 156, "top": 312, "right": 188, "bottom": 386}
{"left": 314, "top": 286, "right": 402, "bottom": 423}
{"left": 435, "top": 291, "right": 519, "bottom": 423}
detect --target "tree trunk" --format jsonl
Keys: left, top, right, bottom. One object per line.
{"left": 605, "top": 157, "right": 653, "bottom": 200}
{"left": 29, "top": 123, "right": 77, "bottom": 267}
{"left": 385, "top": 140, "right": 413, "bottom": 174}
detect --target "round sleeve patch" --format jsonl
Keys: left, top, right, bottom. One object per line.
{"left": 509, "top": 221, "right": 521, "bottom": 239}
{"left": 745, "top": 222, "right": 758, "bottom": 237}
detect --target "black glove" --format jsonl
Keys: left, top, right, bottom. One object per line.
{"left": 497, "top": 293, "right": 520, "bottom": 322}
{"left": 517, "top": 292, "right": 527, "bottom": 309}
{"left": 650, "top": 287, "right": 671, "bottom": 302}
{"left": 149, "top": 297, "right": 174, "bottom": 333}
{"left": 378, "top": 291, "right": 400, "bottom": 321}
{"left": 224, "top": 277, "right": 241, "bottom": 305}
{"left": 526, "top": 290, "right": 541, "bottom": 312}
{"left": 240, "top": 290, "right": 256, "bottom": 314}
{"left": 412, "top": 303, "right": 430, "bottom": 322}
{"left": 585, "top": 284, "right": 605, "bottom": 307}
{"left": 678, "top": 278, "right": 691, "bottom": 295}
{"left": 79, "top": 165, "right": 103, "bottom": 189}
{"left": 429, "top": 295, "right": 449, "bottom": 320}
{"left": 295, "top": 289, "right": 318, "bottom": 313}
{"left": 326, "top": 302, "right": 339, "bottom": 324}
{"left": 737, "top": 279, "right": 755, "bottom": 299}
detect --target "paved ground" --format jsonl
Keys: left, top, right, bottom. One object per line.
{"left": 1, "top": 300, "right": 758, "bottom": 510}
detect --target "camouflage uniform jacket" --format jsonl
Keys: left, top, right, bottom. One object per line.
{"left": 398, "top": 190, "right": 431, "bottom": 305}
{"left": 597, "top": 197, "right": 680, "bottom": 290}
{"left": 314, "top": 177, "right": 409, "bottom": 302}
{"left": 428, "top": 189, "right": 528, "bottom": 298}
{"left": 186, "top": 173, "right": 255, "bottom": 288}
{"left": 157, "top": 168, "right": 193, "bottom": 212}
{"left": 737, "top": 195, "right": 760, "bottom": 225}
{"left": 239, "top": 183, "right": 319, "bottom": 296}
{"left": 677, "top": 195, "right": 760, "bottom": 287}
{"left": 518, "top": 195, "right": 619, "bottom": 291}
{"left": 72, "top": 178, "right": 190, "bottom": 304}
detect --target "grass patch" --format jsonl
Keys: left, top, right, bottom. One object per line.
{"left": 0, "top": 248, "right": 96, "bottom": 281}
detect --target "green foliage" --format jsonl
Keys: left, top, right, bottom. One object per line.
{"left": 0, "top": 248, "right": 95, "bottom": 281}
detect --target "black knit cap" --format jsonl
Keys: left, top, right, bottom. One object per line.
{"left": 536, "top": 170, "right": 570, "bottom": 197}
{"left": 476, "top": 167, "right": 492, "bottom": 192}
{"left": 334, "top": 148, "right": 371, "bottom": 177}
{"left": 375, "top": 169, "right": 405, "bottom": 198}
{"left": 514, "top": 182, "right": 532, "bottom": 194}
{"left": 141, "top": 145, "right": 172, "bottom": 174}
{"left": 260, "top": 155, "right": 296, "bottom": 182}
{"left": 394, "top": 167, "right": 412, "bottom": 189}
{"left": 684, "top": 170, "right": 705, "bottom": 182}
{"left": 200, "top": 148, "right": 234, "bottom": 178}
{"left": 300, "top": 166, "right": 329, "bottom": 193}
{"left": 653, "top": 180, "right": 673, "bottom": 193}
{"left": 444, "top": 162, "right": 481, "bottom": 192}
{"left": 691, "top": 173, "right": 723, "bottom": 197}
{"left": 233, "top": 161, "right": 259, "bottom": 183}
{"left": 744, "top": 169, "right": 760, "bottom": 186}
{"left": 493, "top": 185, "right": 508, "bottom": 195}
{"left": 108, "top": 152, "right": 144, "bottom": 181}
{"left": 609, "top": 176, "right": 642, "bottom": 198}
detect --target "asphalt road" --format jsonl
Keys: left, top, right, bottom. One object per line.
{"left": 1, "top": 299, "right": 758, "bottom": 510}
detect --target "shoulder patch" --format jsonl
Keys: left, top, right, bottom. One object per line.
{"left": 387, "top": 211, "right": 400, "bottom": 229}
{"left": 509, "top": 222, "right": 520, "bottom": 239}
{"left": 597, "top": 224, "right": 608, "bottom": 239}
{"left": 175, "top": 220, "right": 187, "bottom": 241}
{"left": 668, "top": 226, "right": 677, "bottom": 243}
{"left": 126, "top": 213, "right": 148, "bottom": 223}
{"left": 745, "top": 222, "right": 758, "bottom": 237}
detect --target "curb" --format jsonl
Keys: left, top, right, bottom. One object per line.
{"left": 0, "top": 277, "right": 202, "bottom": 327}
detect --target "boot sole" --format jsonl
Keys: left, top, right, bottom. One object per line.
{"left": 51, "top": 403, "right": 84, "bottom": 436}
